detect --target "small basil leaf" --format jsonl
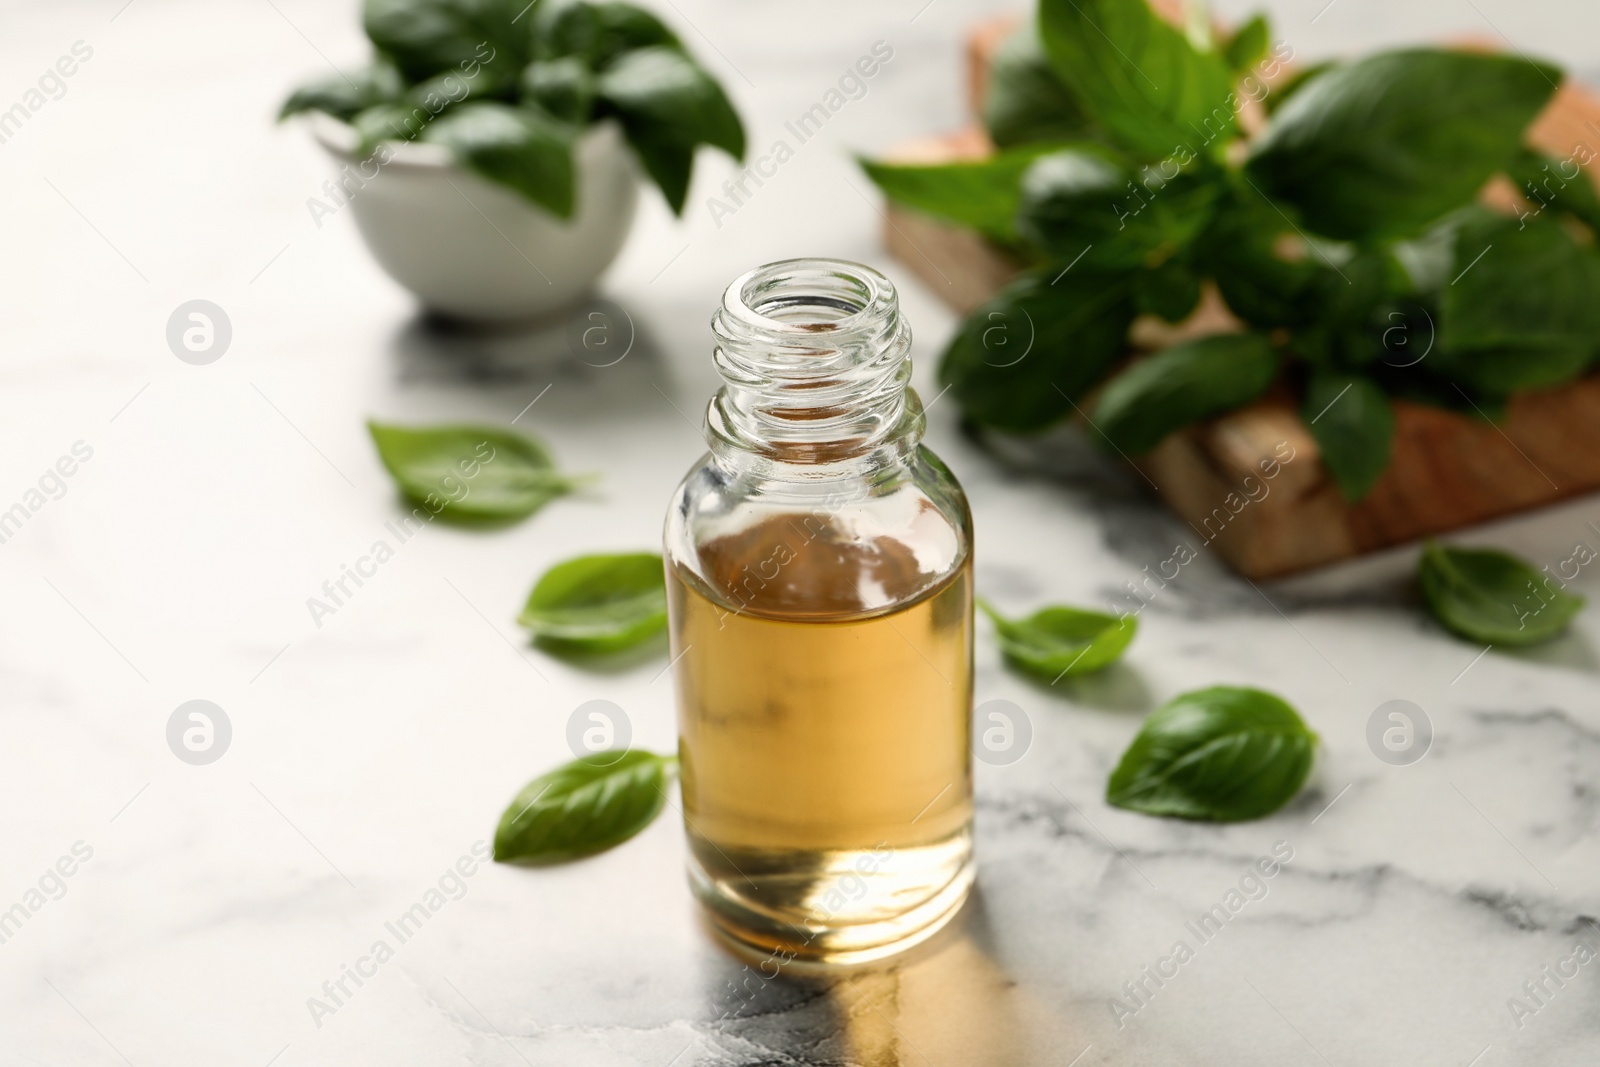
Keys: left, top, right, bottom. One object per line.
{"left": 493, "top": 750, "right": 673, "bottom": 864}
{"left": 1434, "top": 209, "right": 1600, "bottom": 393}
{"left": 1302, "top": 371, "right": 1393, "bottom": 501}
{"left": 1134, "top": 257, "right": 1201, "bottom": 322}
{"left": 1107, "top": 686, "right": 1317, "bottom": 822}
{"left": 1091, "top": 332, "right": 1278, "bottom": 454}
{"left": 367, "top": 421, "right": 584, "bottom": 521}
{"left": 536, "top": 0, "right": 679, "bottom": 66}
{"left": 363, "top": 0, "right": 532, "bottom": 85}
{"left": 521, "top": 57, "right": 596, "bottom": 124}
{"left": 1246, "top": 49, "right": 1561, "bottom": 240}
{"left": 420, "top": 101, "right": 577, "bottom": 216}
{"left": 979, "top": 598, "right": 1136, "bottom": 679}
{"left": 1016, "top": 148, "right": 1225, "bottom": 270}
{"left": 984, "top": 21, "right": 1096, "bottom": 149}
{"left": 1418, "top": 541, "right": 1584, "bottom": 646}
{"left": 1220, "top": 14, "right": 1270, "bottom": 74}
{"left": 939, "top": 268, "right": 1137, "bottom": 433}
{"left": 597, "top": 45, "right": 744, "bottom": 214}
{"left": 860, "top": 144, "right": 1063, "bottom": 242}
{"left": 280, "top": 62, "right": 404, "bottom": 122}
{"left": 519, "top": 552, "right": 668, "bottom": 653}
{"left": 1039, "top": 0, "right": 1238, "bottom": 161}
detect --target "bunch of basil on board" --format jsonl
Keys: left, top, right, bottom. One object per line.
{"left": 280, "top": 0, "right": 745, "bottom": 217}
{"left": 862, "top": 0, "right": 1597, "bottom": 501}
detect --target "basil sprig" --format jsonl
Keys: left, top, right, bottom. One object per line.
{"left": 494, "top": 750, "right": 675, "bottom": 863}
{"left": 862, "top": 0, "right": 1583, "bottom": 500}
{"left": 519, "top": 552, "right": 668, "bottom": 654}
{"left": 1418, "top": 541, "right": 1585, "bottom": 645}
{"left": 281, "top": 0, "right": 745, "bottom": 217}
{"left": 1107, "top": 686, "right": 1317, "bottom": 822}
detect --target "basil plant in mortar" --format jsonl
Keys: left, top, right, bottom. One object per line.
{"left": 863, "top": 0, "right": 1598, "bottom": 502}
{"left": 281, "top": 0, "right": 744, "bottom": 321}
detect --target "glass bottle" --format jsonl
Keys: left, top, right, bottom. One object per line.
{"left": 663, "top": 258, "right": 974, "bottom": 966}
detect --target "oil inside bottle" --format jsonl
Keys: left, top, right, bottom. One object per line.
{"left": 668, "top": 512, "right": 973, "bottom": 965}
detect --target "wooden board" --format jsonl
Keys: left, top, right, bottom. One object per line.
{"left": 882, "top": 16, "right": 1600, "bottom": 578}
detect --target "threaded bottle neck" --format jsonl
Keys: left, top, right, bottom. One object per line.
{"left": 707, "top": 258, "right": 918, "bottom": 464}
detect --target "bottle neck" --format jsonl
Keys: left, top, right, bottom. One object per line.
{"left": 706, "top": 259, "right": 921, "bottom": 475}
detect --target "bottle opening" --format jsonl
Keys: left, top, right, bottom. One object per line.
{"left": 709, "top": 259, "right": 915, "bottom": 460}
{"left": 733, "top": 259, "right": 889, "bottom": 335}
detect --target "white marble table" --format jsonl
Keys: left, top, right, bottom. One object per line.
{"left": 3, "top": 0, "right": 1598, "bottom": 1064}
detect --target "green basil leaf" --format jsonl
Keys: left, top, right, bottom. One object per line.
{"left": 535, "top": 0, "right": 679, "bottom": 66}
{"left": 1092, "top": 332, "right": 1278, "bottom": 454}
{"left": 597, "top": 45, "right": 744, "bottom": 214}
{"left": 363, "top": 0, "right": 532, "bottom": 85}
{"left": 352, "top": 102, "right": 431, "bottom": 153}
{"left": 367, "top": 421, "right": 584, "bottom": 520}
{"left": 1302, "top": 371, "right": 1393, "bottom": 501}
{"left": 1434, "top": 208, "right": 1600, "bottom": 393}
{"left": 940, "top": 268, "right": 1137, "bottom": 433}
{"left": 493, "top": 750, "right": 673, "bottom": 863}
{"left": 1192, "top": 187, "right": 1326, "bottom": 328}
{"left": 984, "top": 21, "right": 1096, "bottom": 149}
{"left": 420, "top": 101, "right": 576, "bottom": 216}
{"left": 521, "top": 56, "right": 596, "bottom": 124}
{"left": 1016, "top": 147, "right": 1224, "bottom": 269}
{"left": 1317, "top": 249, "right": 1409, "bottom": 335}
{"left": 860, "top": 144, "right": 1062, "bottom": 242}
{"left": 979, "top": 598, "right": 1136, "bottom": 679}
{"left": 1107, "top": 686, "right": 1317, "bottom": 821}
{"left": 519, "top": 552, "right": 667, "bottom": 653}
{"left": 1039, "top": 0, "right": 1237, "bottom": 161}
{"left": 1507, "top": 149, "right": 1600, "bottom": 233}
{"left": 1220, "top": 14, "right": 1269, "bottom": 74}
{"left": 1418, "top": 541, "right": 1584, "bottom": 646}
{"left": 1246, "top": 49, "right": 1561, "bottom": 241}
{"left": 280, "top": 62, "right": 403, "bottom": 122}
{"left": 1134, "top": 257, "right": 1201, "bottom": 322}
{"left": 1263, "top": 59, "right": 1334, "bottom": 115}
{"left": 1284, "top": 248, "right": 1414, "bottom": 371}
{"left": 405, "top": 67, "right": 497, "bottom": 115}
